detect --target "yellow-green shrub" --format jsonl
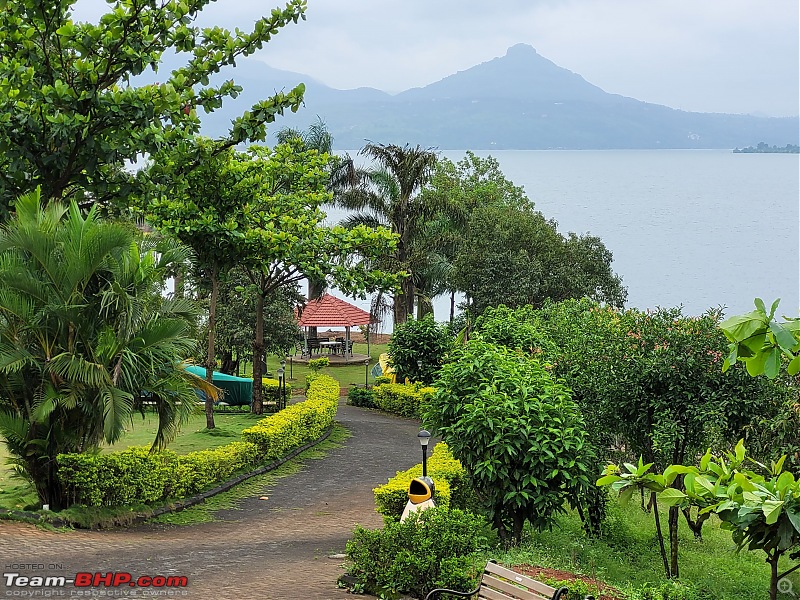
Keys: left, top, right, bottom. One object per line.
{"left": 167, "top": 441, "right": 260, "bottom": 498}
{"left": 373, "top": 384, "right": 435, "bottom": 418}
{"left": 374, "top": 443, "right": 475, "bottom": 520}
{"left": 242, "top": 373, "right": 339, "bottom": 459}
{"left": 57, "top": 441, "right": 260, "bottom": 507}
{"left": 262, "top": 377, "right": 281, "bottom": 403}
{"left": 57, "top": 375, "right": 339, "bottom": 508}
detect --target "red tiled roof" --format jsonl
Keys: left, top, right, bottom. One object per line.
{"left": 298, "top": 294, "right": 374, "bottom": 327}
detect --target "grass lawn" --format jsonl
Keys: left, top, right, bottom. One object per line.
{"left": 246, "top": 342, "right": 389, "bottom": 389}
{"left": 497, "top": 497, "right": 800, "bottom": 599}
{"left": 0, "top": 346, "right": 389, "bottom": 511}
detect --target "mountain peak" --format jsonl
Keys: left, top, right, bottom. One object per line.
{"left": 506, "top": 43, "right": 538, "bottom": 57}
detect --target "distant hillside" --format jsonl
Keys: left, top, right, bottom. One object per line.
{"left": 202, "top": 45, "right": 799, "bottom": 150}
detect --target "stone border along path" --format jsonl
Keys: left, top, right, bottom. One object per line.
{"left": 0, "top": 400, "right": 424, "bottom": 599}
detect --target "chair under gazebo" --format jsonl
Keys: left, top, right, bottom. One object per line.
{"left": 296, "top": 293, "right": 375, "bottom": 364}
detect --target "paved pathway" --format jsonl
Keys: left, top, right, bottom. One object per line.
{"left": 0, "top": 400, "right": 423, "bottom": 599}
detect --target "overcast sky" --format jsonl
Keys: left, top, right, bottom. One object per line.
{"left": 75, "top": 0, "right": 799, "bottom": 117}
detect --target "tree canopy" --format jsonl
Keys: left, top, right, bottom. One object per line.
{"left": 0, "top": 0, "right": 308, "bottom": 215}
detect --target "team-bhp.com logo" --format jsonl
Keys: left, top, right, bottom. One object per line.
{"left": 4, "top": 572, "right": 188, "bottom": 593}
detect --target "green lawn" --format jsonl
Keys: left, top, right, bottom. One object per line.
{"left": 249, "top": 342, "right": 389, "bottom": 389}
{"left": 0, "top": 345, "right": 389, "bottom": 511}
{"left": 497, "top": 497, "right": 800, "bottom": 599}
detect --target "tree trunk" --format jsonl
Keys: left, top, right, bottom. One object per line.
{"left": 769, "top": 552, "right": 779, "bottom": 600}
{"left": 307, "top": 277, "right": 325, "bottom": 338}
{"left": 681, "top": 506, "right": 708, "bottom": 540}
{"left": 220, "top": 349, "right": 234, "bottom": 374}
{"left": 668, "top": 505, "right": 679, "bottom": 579}
{"left": 651, "top": 492, "right": 671, "bottom": 579}
{"left": 252, "top": 292, "right": 265, "bottom": 415}
{"left": 449, "top": 291, "right": 455, "bottom": 323}
{"left": 173, "top": 268, "right": 184, "bottom": 299}
{"left": 416, "top": 294, "right": 433, "bottom": 320}
{"left": 205, "top": 264, "right": 219, "bottom": 429}
{"left": 511, "top": 511, "right": 525, "bottom": 545}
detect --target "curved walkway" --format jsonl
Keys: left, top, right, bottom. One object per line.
{"left": 0, "top": 400, "right": 424, "bottom": 599}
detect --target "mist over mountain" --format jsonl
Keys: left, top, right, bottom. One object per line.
{"left": 204, "top": 44, "right": 798, "bottom": 150}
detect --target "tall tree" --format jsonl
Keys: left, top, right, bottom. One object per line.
{"left": 236, "top": 143, "right": 400, "bottom": 414}
{"left": 0, "top": 0, "right": 307, "bottom": 215}
{"left": 144, "top": 141, "right": 250, "bottom": 428}
{"left": 0, "top": 189, "right": 213, "bottom": 508}
{"left": 336, "top": 143, "right": 438, "bottom": 327}
{"left": 453, "top": 201, "right": 626, "bottom": 314}
{"left": 420, "top": 152, "right": 530, "bottom": 321}
{"left": 275, "top": 117, "right": 341, "bottom": 337}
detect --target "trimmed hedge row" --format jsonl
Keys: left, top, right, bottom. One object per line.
{"left": 373, "top": 383, "right": 435, "bottom": 418}
{"left": 242, "top": 374, "right": 339, "bottom": 459}
{"left": 57, "top": 374, "right": 340, "bottom": 508}
{"left": 373, "top": 442, "right": 476, "bottom": 520}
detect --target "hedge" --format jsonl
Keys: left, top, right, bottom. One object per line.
{"left": 373, "top": 383, "right": 435, "bottom": 418}
{"left": 57, "top": 374, "right": 340, "bottom": 508}
{"left": 242, "top": 373, "right": 338, "bottom": 459}
{"left": 374, "top": 442, "right": 476, "bottom": 520}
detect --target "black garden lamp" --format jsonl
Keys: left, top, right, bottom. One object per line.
{"left": 277, "top": 367, "right": 285, "bottom": 410}
{"left": 280, "top": 359, "right": 287, "bottom": 408}
{"left": 418, "top": 429, "right": 431, "bottom": 477}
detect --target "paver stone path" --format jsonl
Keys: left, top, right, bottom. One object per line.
{"left": 0, "top": 400, "right": 424, "bottom": 599}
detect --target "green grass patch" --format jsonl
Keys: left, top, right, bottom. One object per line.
{"left": 244, "top": 342, "right": 389, "bottom": 389}
{"left": 150, "top": 423, "right": 350, "bottom": 526}
{"left": 496, "top": 497, "right": 799, "bottom": 599}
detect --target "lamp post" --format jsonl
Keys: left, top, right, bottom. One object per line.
{"left": 277, "top": 367, "right": 285, "bottom": 410}
{"left": 364, "top": 359, "right": 370, "bottom": 389}
{"left": 280, "top": 359, "right": 287, "bottom": 409}
{"left": 418, "top": 429, "right": 431, "bottom": 477}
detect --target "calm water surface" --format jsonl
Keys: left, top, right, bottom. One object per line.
{"left": 327, "top": 149, "right": 799, "bottom": 321}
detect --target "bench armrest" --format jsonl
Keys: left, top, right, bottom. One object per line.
{"left": 424, "top": 584, "right": 481, "bottom": 600}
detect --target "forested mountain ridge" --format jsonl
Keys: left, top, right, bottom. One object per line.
{"left": 204, "top": 44, "right": 798, "bottom": 150}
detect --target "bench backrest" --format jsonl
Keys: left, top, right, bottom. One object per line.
{"left": 478, "top": 562, "right": 559, "bottom": 600}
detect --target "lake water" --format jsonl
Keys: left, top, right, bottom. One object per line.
{"left": 324, "top": 149, "right": 799, "bottom": 326}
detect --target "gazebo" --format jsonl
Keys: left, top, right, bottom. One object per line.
{"left": 298, "top": 293, "right": 376, "bottom": 360}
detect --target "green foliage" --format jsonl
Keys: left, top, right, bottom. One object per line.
{"left": 0, "top": 0, "right": 308, "bottom": 215}
{"left": 425, "top": 339, "right": 591, "bottom": 543}
{"left": 388, "top": 315, "right": 451, "bottom": 385}
{"left": 56, "top": 374, "right": 339, "bottom": 508}
{"left": 373, "top": 384, "right": 435, "bottom": 419}
{"left": 57, "top": 442, "right": 259, "bottom": 507}
{"left": 373, "top": 443, "right": 476, "bottom": 520}
{"left": 308, "top": 357, "right": 330, "bottom": 373}
{"left": 720, "top": 297, "right": 800, "bottom": 378}
{"left": 452, "top": 201, "right": 626, "bottom": 315}
{"left": 345, "top": 507, "right": 495, "bottom": 599}
{"left": 0, "top": 189, "right": 206, "bottom": 509}
{"left": 635, "top": 581, "right": 699, "bottom": 600}
{"left": 347, "top": 387, "right": 376, "bottom": 409}
{"left": 241, "top": 374, "right": 338, "bottom": 459}
{"left": 373, "top": 375, "right": 393, "bottom": 386}
{"left": 653, "top": 441, "right": 800, "bottom": 599}
{"left": 472, "top": 305, "right": 555, "bottom": 355}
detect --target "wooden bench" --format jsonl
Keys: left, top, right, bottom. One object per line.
{"left": 424, "top": 560, "right": 594, "bottom": 600}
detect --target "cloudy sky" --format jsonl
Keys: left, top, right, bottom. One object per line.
{"left": 75, "top": 0, "right": 799, "bottom": 117}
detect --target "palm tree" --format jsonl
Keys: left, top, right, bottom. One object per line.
{"left": 0, "top": 189, "right": 214, "bottom": 509}
{"left": 336, "top": 143, "right": 438, "bottom": 327}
